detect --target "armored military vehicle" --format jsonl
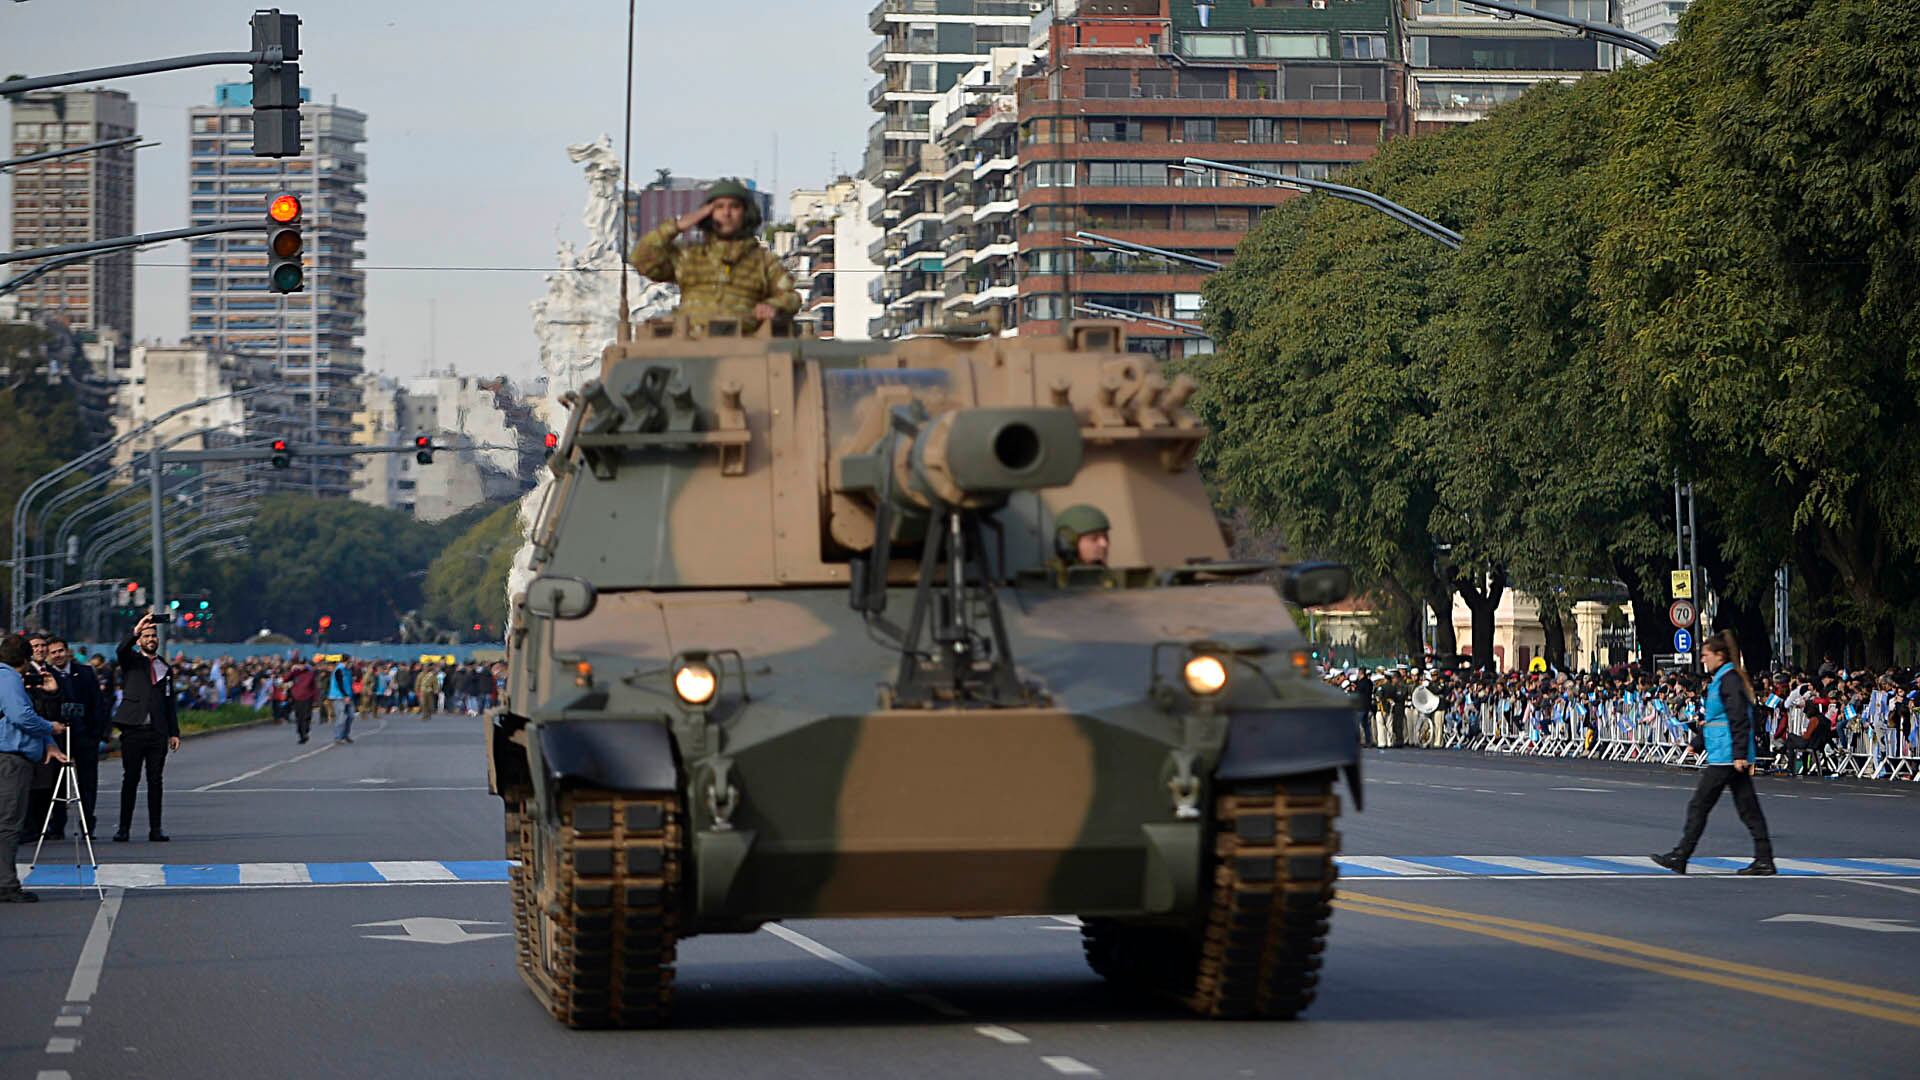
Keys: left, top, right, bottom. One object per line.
{"left": 491, "top": 316, "right": 1362, "bottom": 1028}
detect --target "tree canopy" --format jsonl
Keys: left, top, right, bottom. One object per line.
{"left": 1196, "top": 0, "right": 1920, "bottom": 666}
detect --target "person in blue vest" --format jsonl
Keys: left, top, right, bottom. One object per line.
{"left": 325, "top": 658, "right": 357, "bottom": 745}
{"left": 1653, "top": 630, "right": 1775, "bottom": 876}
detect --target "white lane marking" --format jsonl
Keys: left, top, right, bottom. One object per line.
{"left": 371, "top": 860, "right": 458, "bottom": 882}
{"left": 65, "top": 888, "right": 123, "bottom": 1002}
{"left": 52, "top": 1016, "right": 80, "bottom": 1029}
{"left": 1050, "top": 915, "right": 1083, "bottom": 927}
{"left": 1762, "top": 914, "right": 1919, "bottom": 934}
{"left": 35, "top": 1071, "right": 71, "bottom": 1080}
{"left": 1875, "top": 858, "right": 1920, "bottom": 870}
{"left": 1341, "top": 856, "right": 1455, "bottom": 876}
{"left": 1465, "top": 856, "right": 1596, "bottom": 876}
{"left": 190, "top": 741, "right": 334, "bottom": 792}
{"left": 356, "top": 917, "right": 506, "bottom": 944}
{"left": 762, "top": 923, "right": 970, "bottom": 1018}
{"left": 44, "top": 1039, "right": 77, "bottom": 1054}
{"left": 1552, "top": 787, "right": 1613, "bottom": 792}
{"left": 1041, "top": 1056, "right": 1101, "bottom": 1076}
{"left": 94, "top": 865, "right": 165, "bottom": 888}
{"left": 1836, "top": 878, "right": 1920, "bottom": 898}
{"left": 238, "top": 863, "right": 311, "bottom": 885}
{"left": 975, "top": 1025, "right": 1031, "bottom": 1045}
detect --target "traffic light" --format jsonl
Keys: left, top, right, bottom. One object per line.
{"left": 267, "top": 194, "right": 303, "bottom": 293}
{"left": 271, "top": 439, "right": 290, "bottom": 469}
{"left": 170, "top": 599, "right": 181, "bottom": 611}
{"left": 414, "top": 435, "right": 435, "bottom": 465}
{"left": 199, "top": 600, "right": 210, "bottom": 611}
{"left": 544, "top": 432, "right": 559, "bottom": 450}
{"left": 132, "top": 586, "right": 147, "bottom": 608}
{"left": 318, "top": 615, "right": 332, "bottom": 631}
{"left": 250, "top": 9, "right": 303, "bottom": 157}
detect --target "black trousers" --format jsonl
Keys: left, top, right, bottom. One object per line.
{"left": 1677, "top": 765, "right": 1772, "bottom": 860}
{"left": 291, "top": 700, "right": 312, "bottom": 739}
{"left": 48, "top": 734, "right": 100, "bottom": 836}
{"left": 117, "top": 727, "right": 169, "bottom": 836}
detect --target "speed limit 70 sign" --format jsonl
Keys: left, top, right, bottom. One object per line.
{"left": 1669, "top": 600, "right": 1696, "bottom": 628}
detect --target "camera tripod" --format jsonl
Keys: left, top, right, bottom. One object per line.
{"left": 28, "top": 726, "right": 103, "bottom": 898}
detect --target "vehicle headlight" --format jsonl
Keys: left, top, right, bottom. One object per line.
{"left": 1183, "top": 655, "right": 1228, "bottom": 696}
{"left": 673, "top": 661, "right": 717, "bottom": 706}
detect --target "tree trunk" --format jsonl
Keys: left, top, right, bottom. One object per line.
{"left": 1540, "top": 602, "right": 1568, "bottom": 671}
{"left": 1380, "top": 574, "right": 1423, "bottom": 661}
{"left": 1453, "top": 566, "right": 1509, "bottom": 671}
{"left": 1612, "top": 554, "right": 1670, "bottom": 670}
{"left": 1715, "top": 596, "right": 1773, "bottom": 675}
{"left": 1424, "top": 583, "right": 1459, "bottom": 656}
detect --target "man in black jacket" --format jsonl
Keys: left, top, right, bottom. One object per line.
{"left": 45, "top": 639, "right": 106, "bottom": 838}
{"left": 113, "top": 613, "right": 180, "bottom": 842}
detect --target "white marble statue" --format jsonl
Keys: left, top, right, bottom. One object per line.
{"left": 510, "top": 137, "right": 679, "bottom": 626}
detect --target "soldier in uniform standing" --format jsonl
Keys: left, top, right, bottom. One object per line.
{"left": 629, "top": 179, "right": 801, "bottom": 330}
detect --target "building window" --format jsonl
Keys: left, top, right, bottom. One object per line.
{"left": 1415, "top": 80, "right": 1531, "bottom": 111}
{"left": 1088, "top": 162, "right": 1169, "bottom": 187}
{"left": 1181, "top": 33, "right": 1246, "bottom": 59}
{"left": 1024, "top": 250, "right": 1074, "bottom": 275}
{"left": 1342, "top": 34, "right": 1389, "bottom": 60}
{"left": 191, "top": 116, "right": 220, "bottom": 133}
{"left": 908, "top": 63, "right": 936, "bottom": 92}
{"left": 1179, "top": 70, "right": 1229, "bottom": 99}
{"left": 1256, "top": 33, "right": 1331, "bottom": 59}
{"left": 1086, "top": 119, "right": 1143, "bottom": 143}
{"left": 1083, "top": 68, "right": 1132, "bottom": 99}
{"left": 1181, "top": 119, "right": 1217, "bottom": 143}
{"left": 1249, "top": 117, "right": 1298, "bottom": 144}
{"left": 1138, "top": 69, "right": 1175, "bottom": 99}
{"left": 1024, "top": 161, "right": 1075, "bottom": 189}
{"left": 1410, "top": 35, "right": 1604, "bottom": 71}
{"left": 1283, "top": 64, "right": 1386, "bottom": 101}
{"left": 1023, "top": 295, "right": 1066, "bottom": 321}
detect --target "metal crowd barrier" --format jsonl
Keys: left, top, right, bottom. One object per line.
{"left": 1365, "top": 696, "right": 1920, "bottom": 781}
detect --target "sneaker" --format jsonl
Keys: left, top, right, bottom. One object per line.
{"left": 1650, "top": 851, "right": 1688, "bottom": 875}
{"left": 1736, "top": 860, "right": 1777, "bottom": 876}
{"left": 0, "top": 889, "right": 40, "bottom": 903}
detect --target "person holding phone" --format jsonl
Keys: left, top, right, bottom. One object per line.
{"left": 112, "top": 612, "right": 180, "bottom": 842}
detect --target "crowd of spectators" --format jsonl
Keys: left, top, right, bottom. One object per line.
{"left": 1332, "top": 658, "right": 1920, "bottom": 779}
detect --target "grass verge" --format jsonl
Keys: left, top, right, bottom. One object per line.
{"left": 178, "top": 703, "right": 269, "bottom": 736}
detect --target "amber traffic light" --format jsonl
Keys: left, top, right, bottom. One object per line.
{"left": 266, "top": 193, "right": 303, "bottom": 293}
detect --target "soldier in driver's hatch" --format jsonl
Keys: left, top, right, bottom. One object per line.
{"left": 1053, "top": 504, "right": 1111, "bottom": 567}
{"left": 628, "top": 178, "right": 802, "bottom": 330}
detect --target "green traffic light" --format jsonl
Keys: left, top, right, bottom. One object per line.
{"left": 169, "top": 600, "right": 181, "bottom": 610}
{"left": 199, "top": 601, "right": 210, "bottom": 611}
{"left": 271, "top": 263, "right": 304, "bottom": 292}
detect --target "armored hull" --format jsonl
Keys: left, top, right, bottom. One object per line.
{"left": 491, "top": 319, "right": 1361, "bottom": 1027}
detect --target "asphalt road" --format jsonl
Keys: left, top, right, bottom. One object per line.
{"left": 6, "top": 713, "right": 1918, "bottom": 1080}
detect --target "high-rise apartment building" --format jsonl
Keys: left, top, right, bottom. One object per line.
{"left": 865, "top": 0, "right": 1039, "bottom": 185}
{"left": 1402, "top": 1, "right": 1623, "bottom": 129}
{"left": 627, "top": 172, "right": 774, "bottom": 238}
{"left": 6, "top": 88, "right": 137, "bottom": 339}
{"left": 186, "top": 82, "right": 367, "bottom": 496}
{"left": 1619, "top": 0, "right": 1689, "bottom": 47}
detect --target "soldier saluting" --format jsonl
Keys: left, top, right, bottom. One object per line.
{"left": 629, "top": 179, "right": 801, "bottom": 330}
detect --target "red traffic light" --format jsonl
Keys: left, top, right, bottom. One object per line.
{"left": 318, "top": 615, "right": 333, "bottom": 630}
{"left": 269, "top": 194, "right": 301, "bottom": 223}
{"left": 544, "top": 432, "right": 559, "bottom": 449}
{"left": 126, "top": 582, "right": 139, "bottom": 594}
{"left": 415, "top": 435, "right": 431, "bottom": 449}
{"left": 272, "top": 439, "right": 288, "bottom": 452}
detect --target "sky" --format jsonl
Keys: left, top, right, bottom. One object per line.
{"left": 2, "top": 0, "right": 877, "bottom": 384}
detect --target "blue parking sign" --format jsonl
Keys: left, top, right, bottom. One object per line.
{"left": 1673, "top": 628, "right": 1694, "bottom": 653}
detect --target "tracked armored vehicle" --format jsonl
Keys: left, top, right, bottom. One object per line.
{"left": 491, "top": 317, "right": 1362, "bottom": 1028}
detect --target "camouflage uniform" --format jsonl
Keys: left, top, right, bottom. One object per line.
{"left": 628, "top": 179, "right": 801, "bottom": 329}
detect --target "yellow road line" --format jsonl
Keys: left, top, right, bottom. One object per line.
{"left": 1336, "top": 895, "right": 1920, "bottom": 1028}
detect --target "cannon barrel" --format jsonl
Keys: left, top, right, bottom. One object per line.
{"left": 900, "top": 407, "right": 1083, "bottom": 510}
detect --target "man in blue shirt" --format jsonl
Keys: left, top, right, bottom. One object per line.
{"left": 1, "top": 632, "right": 69, "bottom": 903}
{"left": 326, "top": 658, "right": 356, "bottom": 745}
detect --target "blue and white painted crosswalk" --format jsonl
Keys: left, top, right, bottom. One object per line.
{"left": 15, "top": 855, "right": 1920, "bottom": 889}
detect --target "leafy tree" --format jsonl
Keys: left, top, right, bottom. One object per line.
{"left": 420, "top": 501, "right": 522, "bottom": 636}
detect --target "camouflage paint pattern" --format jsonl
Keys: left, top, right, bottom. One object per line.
{"left": 497, "top": 319, "right": 1352, "bottom": 931}
{"left": 628, "top": 221, "right": 801, "bottom": 329}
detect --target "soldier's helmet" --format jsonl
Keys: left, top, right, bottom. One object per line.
{"left": 1053, "top": 504, "right": 1112, "bottom": 560}
{"left": 702, "top": 178, "right": 764, "bottom": 237}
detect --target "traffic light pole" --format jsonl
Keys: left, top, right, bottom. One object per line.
{"left": 0, "top": 221, "right": 256, "bottom": 268}
{"left": 139, "top": 442, "right": 437, "bottom": 651}
{"left": 0, "top": 48, "right": 286, "bottom": 98}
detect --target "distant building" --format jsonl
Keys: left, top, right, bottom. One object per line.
{"left": 783, "top": 177, "right": 878, "bottom": 339}
{"left": 349, "top": 374, "right": 422, "bottom": 516}
{"left": 1402, "top": 1, "right": 1624, "bottom": 130}
{"left": 186, "top": 83, "right": 368, "bottom": 497}
{"left": 1619, "top": 0, "right": 1689, "bottom": 47}
{"left": 401, "top": 373, "right": 546, "bottom": 522}
{"left": 865, "top": 0, "right": 1036, "bottom": 185}
{"left": 626, "top": 171, "right": 774, "bottom": 238}
{"left": 111, "top": 343, "right": 296, "bottom": 516}
{"left": 5, "top": 88, "right": 138, "bottom": 340}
